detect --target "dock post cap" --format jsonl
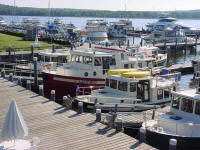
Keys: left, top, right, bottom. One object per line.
{"left": 116, "top": 118, "right": 123, "bottom": 123}
{"left": 63, "top": 96, "right": 68, "bottom": 100}
{"left": 78, "top": 102, "right": 83, "bottom": 106}
{"left": 33, "top": 57, "right": 38, "bottom": 61}
{"left": 9, "top": 73, "right": 13, "bottom": 76}
{"left": 96, "top": 109, "right": 101, "bottom": 113}
{"left": 169, "top": 139, "right": 177, "bottom": 146}
{"left": 140, "top": 127, "right": 146, "bottom": 133}
{"left": 51, "top": 90, "right": 55, "bottom": 94}
{"left": 39, "top": 85, "right": 43, "bottom": 89}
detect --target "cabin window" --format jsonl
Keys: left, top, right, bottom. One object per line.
{"left": 181, "top": 98, "right": 194, "bottom": 113}
{"left": 157, "top": 89, "right": 163, "bottom": 100}
{"left": 75, "top": 55, "right": 82, "bottom": 63}
{"left": 94, "top": 57, "right": 102, "bottom": 66}
{"left": 110, "top": 56, "right": 116, "bottom": 65}
{"left": 83, "top": 56, "right": 92, "bottom": 65}
{"left": 130, "top": 82, "right": 136, "bottom": 92}
{"left": 52, "top": 57, "right": 57, "bottom": 62}
{"left": 195, "top": 101, "right": 200, "bottom": 115}
{"left": 71, "top": 55, "right": 76, "bottom": 62}
{"left": 164, "top": 88, "right": 170, "bottom": 98}
{"left": 118, "top": 81, "right": 128, "bottom": 91}
{"left": 110, "top": 79, "right": 117, "bottom": 89}
{"left": 45, "top": 56, "right": 50, "bottom": 62}
{"left": 106, "top": 79, "right": 110, "bottom": 87}
{"left": 172, "top": 96, "right": 180, "bottom": 110}
{"left": 131, "top": 64, "right": 135, "bottom": 68}
{"left": 124, "top": 64, "right": 129, "bottom": 69}
{"left": 138, "top": 63, "right": 142, "bottom": 68}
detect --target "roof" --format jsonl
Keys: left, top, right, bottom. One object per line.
{"left": 70, "top": 50, "right": 113, "bottom": 57}
{"left": 172, "top": 89, "right": 200, "bottom": 100}
{"left": 39, "top": 51, "right": 70, "bottom": 57}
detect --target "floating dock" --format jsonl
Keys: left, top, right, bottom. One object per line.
{"left": 0, "top": 78, "right": 156, "bottom": 150}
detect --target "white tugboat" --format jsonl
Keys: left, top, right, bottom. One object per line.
{"left": 142, "top": 74, "right": 200, "bottom": 150}
{"left": 75, "top": 69, "right": 180, "bottom": 111}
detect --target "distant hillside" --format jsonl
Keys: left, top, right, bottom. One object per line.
{"left": 1, "top": 4, "right": 200, "bottom": 19}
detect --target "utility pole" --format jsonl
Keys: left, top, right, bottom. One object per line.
{"left": 12, "top": 0, "right": 16, "bottom": 24}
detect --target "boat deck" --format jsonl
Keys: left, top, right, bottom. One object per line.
{"left": 0, "top": 78, "right": 156, "bottom": 150}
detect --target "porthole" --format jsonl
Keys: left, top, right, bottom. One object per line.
{"left": 93, "top": 72, "right": 97, "bottom": 76}
{"left": 84, "top": 72, "right": 88, "bottom": 77}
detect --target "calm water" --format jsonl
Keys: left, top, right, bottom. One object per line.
{"left": 1, "top": 15, "right": 200, "bottom": 89}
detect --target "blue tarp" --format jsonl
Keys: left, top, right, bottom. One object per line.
{"left": 48, "top": 25, "right": 58, "bottom": 31}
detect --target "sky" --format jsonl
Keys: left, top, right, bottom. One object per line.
{"left": 1, "top": 0, "right": 200, "bottom": 11}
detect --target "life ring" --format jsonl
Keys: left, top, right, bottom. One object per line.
{"left": 44, "top": 64, "right": 51, "bottom": 71}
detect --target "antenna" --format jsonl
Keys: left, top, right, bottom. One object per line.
{"left": 48, "top": 0, "right": 51, "bottom": 22}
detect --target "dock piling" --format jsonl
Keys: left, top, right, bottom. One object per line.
{"left": 50, "top": 90, "right": 55, "bottom": 101}
{"left": 8, "top": 45, "right": 11, "bottom": 61}
{"left": 139, "top": 127, "right": 146, "bottom": 143}
{"left": 31, "top": 45, "right": 34, "bottom": 60}
{"left": 78, "top": 102, "right": 83, "bottom": 114}
{"left": 39, "top": 85, "right": 44, "bottom": 96}
{"left": 152, "top": 109, "right": 155, "bottom": 120}
{"left": 9, "top": 73, "right": 13, "bottom": 82}
{"left": 93, "top": 98, "right": 98, "bottom": 113}
{"left": 26, "top": 80, "right": 31, "bottom": 90}
{"left": 52, "top": 44, "right": 55, "bottom": 53}
{"left": 33, "top": 57, "right": 38, "bottom": 87}
{"left": 96, "top": 109, "right": 101, "bottom": 122}
{"left": 116, "top": 118, "right": 123, "bottom": 132}
{"left": 169, "top": 139, "right": 177, "bottom": 150}
{"left": 1, "top": 69, "right": 5, "bottom": 78}
{"left": 17, "top": 77, "right": 22, "bottom": 86}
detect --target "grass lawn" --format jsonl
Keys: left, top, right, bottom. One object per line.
{"left": 0, "top": 33, "right": 56, "bottom": 52}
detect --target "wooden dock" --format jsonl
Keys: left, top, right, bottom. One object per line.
{"left": 0, "top": 78, "right": 156, "bottom": 150}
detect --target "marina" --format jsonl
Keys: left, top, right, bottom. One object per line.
{"left": 1, "top": 1, "right": 200, "bottom": 149}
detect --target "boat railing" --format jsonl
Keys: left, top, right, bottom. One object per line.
{"left": 78, "top": 86, "right": 105, "bottom": 96}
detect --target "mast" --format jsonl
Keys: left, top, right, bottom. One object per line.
{"left": 12, "top": 0, "right": 16, "bottom": 24}
{"left": 48, "top": 0, "right": 51, "bottom": 22}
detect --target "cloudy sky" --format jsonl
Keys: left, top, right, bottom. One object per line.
{"left": 1, "top": 0, "right": 200, "bottom": 11}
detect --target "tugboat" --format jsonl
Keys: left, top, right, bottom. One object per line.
{"left": 141, "top": 74, "right": 200, "bottom": 150}
{"left": 75, "top": 68, "right": 180, "bottom": 111}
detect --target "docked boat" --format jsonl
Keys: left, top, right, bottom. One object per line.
{"left": 0, "top": 17, "right": 7, "bottom": 26}
{"left": 146, "top": 14, "right": 200, "bottom": 35}
{"left": 94, "top": 45, "right": 167, "bottom": 67}
{"left": 75, "top": 69, "right": 180, "bottom": 111}
{"left": 143, "top": 25, "right": 190, "bottom": 43}
{"left": 107, "top": 21, "right": 127, "bottom": 38}
{"left": 85, "top": 20, "right": 108, "bottom": 41}
{"left": 141, "top": 76, "right": 200, "bottom": 150}
{"left": 42, "top": 46, "right": 164, "bottom": 99}
{"left": 16, "top": 50, "right": 69, "bottom": 73}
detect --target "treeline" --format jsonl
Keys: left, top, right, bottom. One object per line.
{"left": 1, "top": 4, "right": 200, "bottom": 19}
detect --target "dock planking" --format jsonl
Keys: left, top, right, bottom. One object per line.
{"left": 0, "top": 78, "right": 156, "bottom": 150}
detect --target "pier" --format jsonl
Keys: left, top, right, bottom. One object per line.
{"left": 0, "top": 77, "right": 156, "bottom": 150}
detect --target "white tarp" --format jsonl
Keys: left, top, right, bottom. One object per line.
{"left": 1, "top": 100, "right": 28, "bottom": 140}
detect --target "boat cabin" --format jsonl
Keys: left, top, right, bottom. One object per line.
{"left": 90, "top": 70, "right": 178, "bottom": 104}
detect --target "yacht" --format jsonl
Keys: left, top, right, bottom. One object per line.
{"left": 107, "top": 22, "right": 127, "bottom": 38}
{"left": 94, "top": 45, "right": 167, "bottom": 67}
{"left": 16, "top": 50, "right": 69, "bottom": 73}
{"left": 0, "top": 17, "right": 7, "bottom": 26}
{"left": 144, "top": 25, "right": 190, "bottom": 43}
{"left": 146, "top": 14, "right": 200, "bottom": 35}
{"left": 142, "top": 75, "right": 200, "bottom": 150}
{"left": 75, "top": 69, "right": 180, "bottom": 111}
{"left": 85, "top": 20, "right": 108, "bottom": 41}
